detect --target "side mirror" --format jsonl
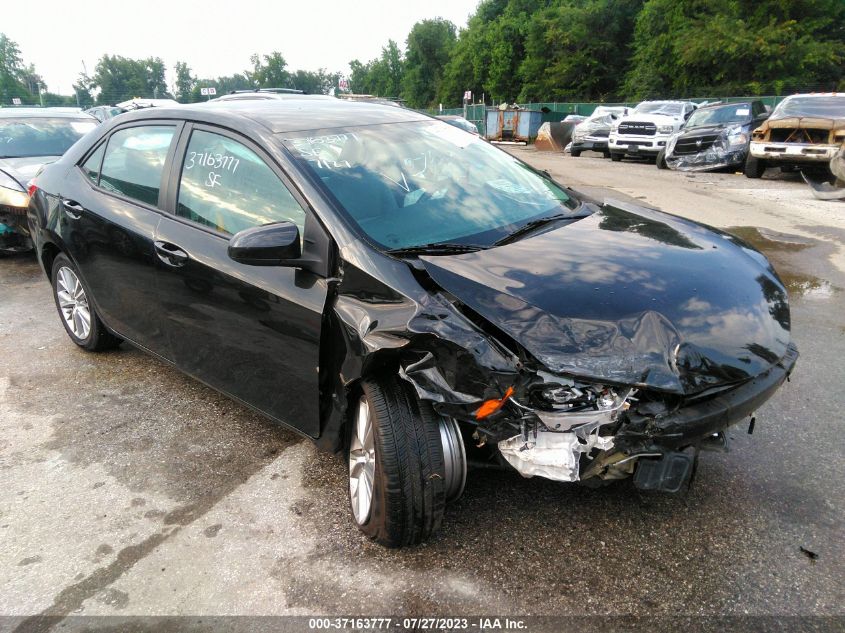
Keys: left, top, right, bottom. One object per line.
{"left": 228, "top": 221, "right": 301, "bottom": 266}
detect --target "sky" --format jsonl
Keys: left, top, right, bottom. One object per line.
{"left": 3, "top": 0, "right": 480, "bottom": 95}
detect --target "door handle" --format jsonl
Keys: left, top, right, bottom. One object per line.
{"left": 61, "top": 199, "right": 84, "bottom": 219}
{"left": 154, "top": 241, "right": 189, "bottom": 267}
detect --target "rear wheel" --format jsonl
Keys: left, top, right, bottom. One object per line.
{"left": 51, "top": 253, "right": 122, "bottom": 352}
{"left": 744, "top": 155, "right": 767, "bottom": 178}
{"left": 348, "top": 375, "right": 465, "bottom": 547}
{"left": 610, "top": 152, "right": 623, "bottom": 162}
{"left": 570, "top": 150, "right": 581, "bottom": 158}
{"left": 656, "top": 149, "right": 668, "bottom": 169}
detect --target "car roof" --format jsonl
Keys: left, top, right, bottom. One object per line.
{"left": 118, "top": 98, "right": 430, "bottom": 134}
{"left": 0, "top": 107, "right": 95, "bottom": 119}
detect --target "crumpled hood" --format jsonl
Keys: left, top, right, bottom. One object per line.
{"left": 421, "top": 201, "right": 792, "bottom": 395}
{"left": 678, "top": 123, "right": 743, "bottom": 138}
{"left": 0, "top": 156, "right": 59, "bottom": 187}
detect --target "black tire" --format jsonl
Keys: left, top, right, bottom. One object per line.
{"left": 51, "top": 253, "right": 122, "bottom": 352}
{"left": 603, "top": 150, "right": 611, "bottom": 159}
{"left": 656, "top": 149, "right": 668, "bottom": 169}
{"left": 610, "top": 152, "right": 623, "bottom": 162}
{"left": 744, "top": 155, "right": 766, "bottom": 178}
{"left": 349, "top": 375, "right": 447, "bottom": 547}
{"left": 570, "top": 150, "right": 581, "bottom": 158}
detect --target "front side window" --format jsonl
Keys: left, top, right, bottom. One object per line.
{"left": 176, "top": 129, "right": 306, "bottom": 236}
{"left": 283, "top": 120, "right": 579, "bottom": 250}
{"left": 99, "top": 126, "right": 175, "bottom": 206}
{"left": 0, "top": 117, "right": 97, "bottom": 159}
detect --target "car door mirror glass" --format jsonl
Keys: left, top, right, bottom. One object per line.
{"left": 228, "top": 221, "right": 301, "bottom": 266}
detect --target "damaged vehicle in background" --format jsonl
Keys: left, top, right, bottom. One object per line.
{"left": 1, "top": 108, "right": 98, "bottom": 255}
{"left": 657, "top": 100, "right": 769, "bottom": 171}
{"left": 746, "top": 93, "right": 845, "bottom": 178}
{"left": 28, "top": 100, "right": 798, "bottom": 547}
{"left": 570, "top": 106, "right": 627, "bottom": 158}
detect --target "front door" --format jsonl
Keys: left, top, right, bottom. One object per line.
{"left": 154, "top": 125, "right": 328, "bottom": 436}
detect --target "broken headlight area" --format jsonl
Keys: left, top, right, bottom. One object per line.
{"left": 665, "top": 128, "right": 748, "bottom": 172}
{"left": 401, "top": 340, "right": 798, "bottom": 491}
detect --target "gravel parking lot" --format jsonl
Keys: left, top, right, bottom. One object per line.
{"left": 1, "top": 149, "right": 843, "bottom": 627}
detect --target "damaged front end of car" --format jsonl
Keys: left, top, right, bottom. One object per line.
{"left": 320, "top": 201, "right": 798, "bottom": 493}
{"left": 664, "top": 126, "right": 749, "bottom": 172}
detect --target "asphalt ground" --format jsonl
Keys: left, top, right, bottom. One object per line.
{"left": 1, "top": 149, "right": 843, "bottom": 630}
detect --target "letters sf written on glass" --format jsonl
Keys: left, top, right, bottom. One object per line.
{"left": 185, "top": 151, "right": 241, "bottom": 188}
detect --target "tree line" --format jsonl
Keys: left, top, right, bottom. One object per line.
{"left": 3, "top": 0, "right": 844, "bottom": 110}
{"left": 351, "top": 0, "right": 845, "bottom": 108}
{"left": 0, "top": 35, "right": 341, "bottom": 107}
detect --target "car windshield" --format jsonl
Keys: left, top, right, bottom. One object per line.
{"left": 634, "top": 102, "right": 684, "bottom": 116}
{"left": 685, "top": 104, "right": 753, "bottom": 128}
{"left": 773, "top": 96, "right": 845, "bottom": 118}
{"left": 0, "top": 117, "right": 96, "bottom": 158}
{"left": 283, "top": 120, "right": 580, "bottom": 250}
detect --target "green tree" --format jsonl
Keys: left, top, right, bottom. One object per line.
{"left": 0, "top": 33, "right": 31, "bottom": 104}
{"left": 349, "top": 40, "right": 404, "bottom": 97}
{"left": 402, "top": 18, "right": 457, "bottom": 108}
{"left": 624, "top": 0, "right": 845, "bottom": 99}
{"left": 519, "top": 0, "right": 644, "bottom": 102}
{"left": 191, "top": 73, "right": 253, "bottom": 101}
{"left": 91, "top": 55, "right": 170, "bottom": 104}
{"left": 251, "top": 52, "right": 290, "bottom": 88}
{"left": 290, "top": 68, "right": 342, "bottom": 94}
{"left": 174, "top": 61, "right": 195, "bottom": 102}
{"left": 439, "top": 0, "right": 542, "bottom": 105}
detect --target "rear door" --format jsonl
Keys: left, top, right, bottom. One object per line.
{"left": 154, "top": 124, "right": 330, "bottom": 436}
{"left": 60, "top": 121, "right": 182, "bottom": 355}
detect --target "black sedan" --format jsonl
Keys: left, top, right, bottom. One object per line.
{"left": 1, "top": 108, "right": 98, "bottom": 254}
{"left": 658, "top": 100, "right": 769, "bottom": 171}
{"left": 28, "top": 99, "right": 797, "bottom": 546}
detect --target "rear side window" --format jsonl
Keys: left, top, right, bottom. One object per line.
{"left": 99, "top": 126, "right": 175, "bottom": 206}
{"left": 176, "top": 129, "right": 306, "bottom": 235}
{"left": 82, "top": 143, "right": 105, "bottom": 184}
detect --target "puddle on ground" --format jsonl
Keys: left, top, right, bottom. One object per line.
{"left": 726, "top": 226, "right": 839, "bottom": 300}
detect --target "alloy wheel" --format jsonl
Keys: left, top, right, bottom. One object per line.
{"left": 56, "top": 266, "right": 91, "bottom": 340}
{"left": 349, "top": 396, "right": 376, "bottom": 525}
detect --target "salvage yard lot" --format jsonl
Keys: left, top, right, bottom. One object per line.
{"left": 1, "top": 150, "right": 843, "bottom": 620}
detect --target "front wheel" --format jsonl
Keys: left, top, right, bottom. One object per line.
{"left": 348, "top": 376, "right": 465, "bottom": 547}
{"left": 656, "top": 149, "right": 668, "bottom": 169}
{"left": 610, "top": 152, "right": 623, "bottom": 162}
{"left": 744, "top": 155, "right": 767, "bottom": 178}
{"left": 51, "top": 253, "right": 122, "bottom": 352}
{"left": 570, "top": 150, "right": 581, "bottom": 158}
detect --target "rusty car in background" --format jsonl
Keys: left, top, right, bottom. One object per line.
{"left": 746, "top": 93, "right": 845, "bottom": 178}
